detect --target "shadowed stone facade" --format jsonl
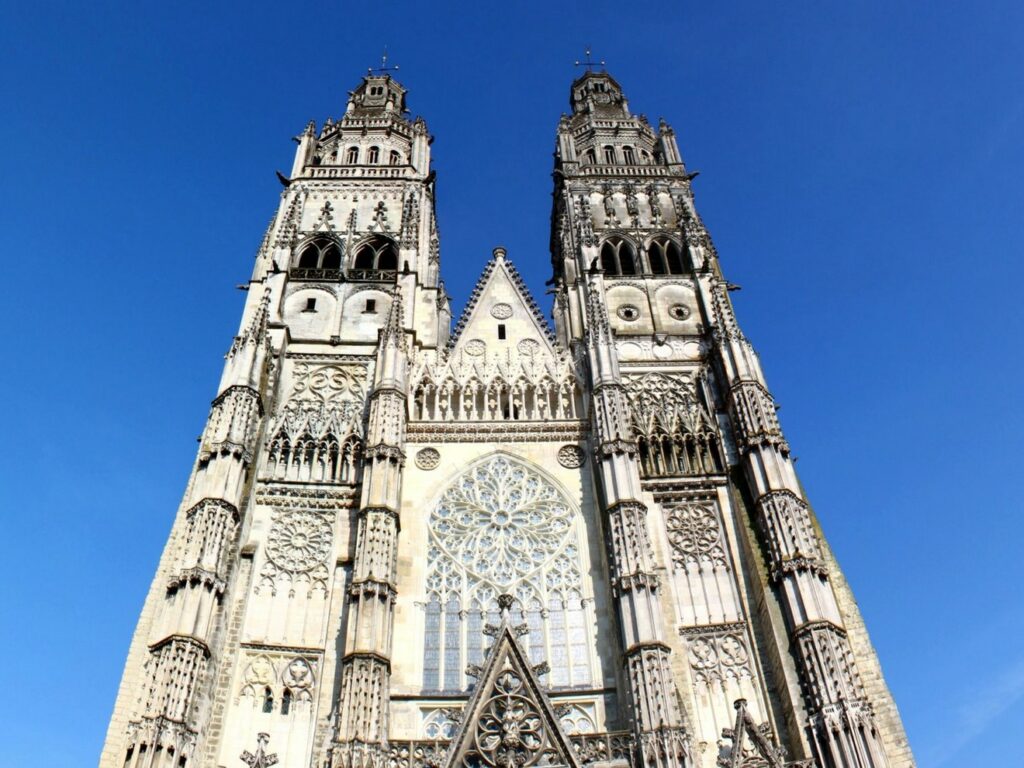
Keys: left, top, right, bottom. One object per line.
{"left": 101, "top": 70, "right": 914, "bottom": 768}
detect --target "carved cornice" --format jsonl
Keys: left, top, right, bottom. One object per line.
{"left": 406, "top": 421, "right": 588, "bottom": 444}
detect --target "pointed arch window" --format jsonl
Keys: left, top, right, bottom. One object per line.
{"left": 422, "top": 456, "right": 594, "bottom": 692}
{"left": 647, "top": 237, "right": 688, "bottom": 276}
{"left": 368, "top": 146, "right": 381, "bottom": 164}
{"left": 292, "top": 237, "right": 343, "bottom": 279}
{"left": 345, "top": 146, "right": 359, "bottom": 164}
{"left": 351, "top": 235, "right": 398, "bottom": 279}
{"left": 599, "top": 237, "right": 637, "bottom": 276}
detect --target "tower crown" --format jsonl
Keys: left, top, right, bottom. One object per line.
{"left": 569, "top": 71, "right": 629, "bottom": 117}
{"left": 346, "top": 74, "right": 408, "bottom": 116}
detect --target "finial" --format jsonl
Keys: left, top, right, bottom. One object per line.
{"left": 492, "top": 246, "right": 507, "bottom": 260}
{"left": 368, "top": 47, "right": 400, "bottom": 76}
{"left": 574, "top": 46, "right": 605, "bottom": 72}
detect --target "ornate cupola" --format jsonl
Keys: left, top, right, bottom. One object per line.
{"left": 345, "top": 73, "right": 408, "bottom": 115}
{"left": 569, "top": 70, "right": 629, "bottom": 117}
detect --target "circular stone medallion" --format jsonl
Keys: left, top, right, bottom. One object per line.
{"left": 557, "top": 445, "right": 586, "bottom": 468}
{"left": 415, "top": 447, "right": 441, "bottom": 470}
{"left": 490, "top": 302, "right": 513, "bottom": 319}
{"left": 617, "top": 304, "right": 640, "bottom": 321}
{"left": 517, "top": 339, "right": 540, "bottom": 356}
{"left": 464, "top": 339, "right": 486, "bottom": 356}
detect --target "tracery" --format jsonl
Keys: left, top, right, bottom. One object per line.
{"left": 624, "top": 372, "right": 723, "bottom": 478}
{"left": 423, "top": 456, "right": 593, "bottom": 691}
{"left": 410, "top": 350, "right": 583, "bottom": 423}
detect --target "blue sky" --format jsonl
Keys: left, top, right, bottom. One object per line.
{"left": 2, "top": 1, "right": 1022, "bottom": 765}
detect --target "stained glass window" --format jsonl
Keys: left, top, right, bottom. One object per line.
{"left": 422, "top": 455, "right": 593, "bottom": 691}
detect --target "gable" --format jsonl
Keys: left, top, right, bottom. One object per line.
{"left": 442, "top": 600, "right": 581, "bottom": 768}
{"left": 449, "top": 248, "right": 555, "bottom": 359}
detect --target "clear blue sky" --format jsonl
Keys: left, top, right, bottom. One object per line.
{"left": 2, "top": 2, "right": 1022, "bottom": 765}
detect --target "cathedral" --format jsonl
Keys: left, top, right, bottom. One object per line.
{"left": 101, "top": 68, "right": 914, "bottom": 768}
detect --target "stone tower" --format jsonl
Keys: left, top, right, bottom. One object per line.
{"left": 101, "top": 70, "right": 913, "bottom": 768}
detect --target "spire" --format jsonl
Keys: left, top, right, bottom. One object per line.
{"left": 230, "top": 289, "right": 270, "bottom": 356}
{"left": 380, "top": 290, "right": 406, "bottom": 351}
{"left": 443, "top": 594, "right": 581, "bottom": 768}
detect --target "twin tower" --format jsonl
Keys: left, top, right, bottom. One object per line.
{"left": 102, "top": 71, "right": 913, "bottom": 768}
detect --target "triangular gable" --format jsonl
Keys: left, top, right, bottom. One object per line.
{"left": 449, "top": 248, "right": 555, "bottom": 354}
{"left": 443, "top": 597, "right": 581, "bottom": 768}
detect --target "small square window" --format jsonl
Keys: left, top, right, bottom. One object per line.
{"left": 365, "top": 299, "right": 377, "bottom": 313}
{"left": 302, "top": 298, "right": 317, "bottom": 313}
{"left": 497, "top": 324, "right": 506, "bottom": 340}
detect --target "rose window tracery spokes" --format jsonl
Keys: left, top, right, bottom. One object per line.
{"left": 473, "top": 670, "right": 548, "bottom": 768}
{"left": 423, "top": 456, "right": 594, "bottom": 691}
{"left": 266, "top": 511, "right": 332, "bottom": 573}
{"left": 665, "top": 503, "right": 727, "bottom": 570}
{"left": 432, "top": 457, "right": 572, "bottom": 588}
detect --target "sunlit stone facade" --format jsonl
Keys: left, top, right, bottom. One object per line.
{"left": 101, "top": 71, "right": 914, "bottom": 768}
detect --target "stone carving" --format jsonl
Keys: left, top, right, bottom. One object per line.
{"left": 266, "top": 510, "right": 332, "bottom": 573}
{"left": 464, "top": 339, "right": 486, "bottom": 356}
{"left": 516, "top": 338, "right": 540, "bottom": 356}
{"left": 623, "top": 373, "right": 723, "bottom": 478}
{"left": 617, "top": 304, "right": 640, "bottom": 321}
{"left": 664, "top": 503, "right": 727, "bottom": 570}
{"left": 416, "top": 447, "right": 441, "bottom": 470}
{"left": 431, "top": 457, "right": 572, "bottom": 588}
{"left": 265, "top": 363, "right": 368, "bottom": 484}
{"left": 490, "top": 303, "right": 513, "bottom": 319}
{"left": 443, "top": 605, "right": 582, "bottom": 768}
{"left": 259, "top": 509, "right": 332, "bottom": 594}
{"left": 411, "top": 347, "right": 580, "bottom": 423}
{"left": 557, "top": 444, "right": 586, "bottom": 468}
{"left": 241, "top": 733, "right": 278, "bottom": 768}
{"left": 423, "top": 708, "right": 462, "bottom": 740}
{"left": 686, "top": 631, "right": 754, "bottom": 686}
{"left": 475, "top": 669, "right": 548, "bottom": 767}
{"left": 556, "top": 703, "right": 596, "bottom": 735}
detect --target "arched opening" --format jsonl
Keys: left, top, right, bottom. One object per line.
{"left": 622, "top": 146, "right": 636, "bottom": 164}
{"left": 352, "top": 236, "right": 398, "bottom": 279}
{"left": 389, "top": 150, "right": 401, "bottom": 165}
{"left": 603, "top": 145, "right": 616, "bottom": 164}
{"left": 281, "top": 689, "right": 292, "bottom": 715}
{"left": 368, "top": 146, "right": 380, "bottom": 164}
{"left": 585, "top": 148, "right": 596, "bottom": 165}
{"left": 345, "top": 146, "right": 359, "bottom": 164}
{"left": 321, "top": 243, "right": 341, "bottom": 270}
{"left": 292, "top": 237, "right": 343, "bottom": 279}
{"left": 298, "top": 244, "right": 319, "bottom": 269}
{"left": 599, "top": 237, "right": 637, "bottom": 276}
{"left": 648, "top": 238, "right": 688, "bottom": 276}
{"left": 262, "top": 687, "right": 274, "bottom": 713}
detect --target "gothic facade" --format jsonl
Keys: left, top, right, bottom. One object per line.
{"left": 101, "top": 70, "right": 914, "bottom": 768}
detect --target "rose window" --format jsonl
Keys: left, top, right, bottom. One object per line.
{"left": 266, "top": 511, "right": 332, "bottom": 573}
{"left": 424, "top": 455, "right": 593, "bottom": 692}
{"left": 432, "top": 458, "right": 572, "bottom": 588}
